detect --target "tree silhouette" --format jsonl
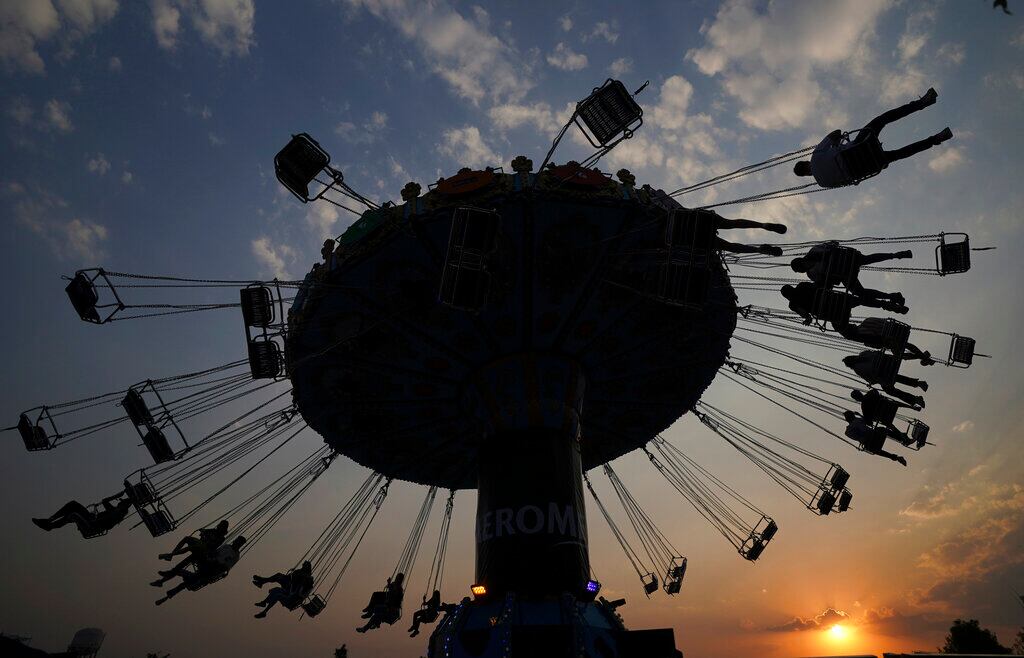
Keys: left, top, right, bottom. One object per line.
{"left": 1012, "top": 627, "right": 1023, "bottom": 656}
{"left": 940, "top": 619, "right": 1012, "bottom": 654}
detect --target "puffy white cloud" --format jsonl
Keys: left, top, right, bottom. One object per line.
{"left": 436, "top": 125, "right": 500, "bottom": 168}
{"left": 345, "top": 0, "right": 532, "bottom": 105}
{"left": 87, "top": 152, "right": 110, "bottom": 175}
{"left": 928, "top": 147, "right": 964, "bottom": 174}
{"left": 608, "top": 56, "right": 632, "bottom": 77}
{"left": 334, "top": 110, "right": 390, "bottom": 143}
{"left": 650, "top": 75, "right": 693, "bottom": 131}
{"left": 951, "top": 420, "right": 975, "bottom": 434}
{"left": 686, "top": 0, "right": 892, "bottom": 131}
{"left": 306, "top": 201, "right": 339, "bottom": 238}
{"left": 0, "top": 1, "right": 61, "bottom": 74}
{"left": 546, "top": 42, "right": 587, "bottom": 71}
{"left": 585, "top": 20, "right": 618, "bottom": 44}
{"left": 43, "top": 98, "right": 73, "bottom": 132}
{"left": 12, "top": 188, "right": 109, "bottom": 262}
{"left": 369, "top": 110, "right": 388, "bottom": 129}
{"left": 57, "top": 0, "right": 119, "bottom": 35}
{"left": 151, "top": 0, "right": 254, "bottom": 56}
{"left": 936, "top": 42, "right": 966, "bottom": 66}
{"left": 559, "top": 15, "right": 572, "bottom": 32}
{"left": 251, "top": 237, "right": 293, "bottom": 279}
{"left": 151, "top": 0, "right": 180, "bottom": 49}
{"left": 487, "top": 102, "right": 558, "bottom": 134}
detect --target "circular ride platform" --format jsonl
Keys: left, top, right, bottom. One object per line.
{"left": 286, "top": 165, "right": 737, "bottom": 490}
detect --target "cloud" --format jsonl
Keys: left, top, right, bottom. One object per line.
{"left": 686, "top": 0, "right": 892, "bottom": 131}
{"left": 0, "top": 1, "right": 59, "bottom": 74}
{"left": 345, "top": 0, "right": 532, "bottom": 105}
{"left": 306, "top": 202, "right": 339, "bottom": 239}
{"left": 151, "top": 0, "right": 255, "bottom": 56}
{"left": 0, "top": 0, "right": 119, "bottom": 73}
{"left": 547, "top": 42, "right": 587, "bottom": 71}
{"left": 11, "top": 187, "right": 109, "bottom": 261}
{"left": 250, "top": 237, "right": 293, "bottom": 279}
{"left": 43, "top": 98, "right": 73, "bottom": 132}
{"left": 950, "top": 420, "right": 975, "bottom": 434}
{"left": 436, "top": 125, "right": 499, "bottom": 168}
{"left": 896, "top": 5, "right": 936, "bottom": 63}
{"left": 928, "top": 147, "right": 964, "bottom": 174}
{"left": 334, "top": 109, "right": 390, "bottom": 143}
{"left": 108, "top": 54, "right": 121, "bottom": 71}
{"left": 8, "top": 95, "right": 34, "bottom": 125}
{"left": 559, "top": 15, "right": 572, "bottom": 32}
{"left": 150, "top": 0, "right": 180, "bottom": 49}
{"left": 207, "top": 131, "right": 224, "bottom": 146}
{"left": 936, "top": 42, "right": 965, "bottom": 66}
{"left": 585, "top": 20, "right": 618, "bottom": 44}
{"left": 767, "top": 607, "right": 849, "bottom": 632}
{"left": 121, "top": 170, "right": 133, "bottom": 184}
{"left": 608, "top": 56, "right": 632, "bottom": 77}
{"left": 86, "top": 153, "right": 110, "bottom": 175}
{"left": 487, "top": 101, "right": 559, "bottom": 134}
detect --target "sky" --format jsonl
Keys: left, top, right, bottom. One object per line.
{"left": 1, "top": 1, "right": 1023, "bottom": 657}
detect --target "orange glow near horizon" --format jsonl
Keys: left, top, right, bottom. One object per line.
{"left": 828, "top": 624, "right": 850, "bottom": 640}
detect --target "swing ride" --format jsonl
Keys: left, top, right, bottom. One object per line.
{"left": 5, "top": 77, "right": 990, "bottom": 658}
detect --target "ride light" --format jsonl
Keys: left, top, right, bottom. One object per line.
{"left": 585, "top": 579, "right": 601, "bottom": 594}
{"left": 471, "top": 583, "right": 487, "bottom": 598}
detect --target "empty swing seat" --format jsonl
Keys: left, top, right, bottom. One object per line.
{"left": 936, "top": 234, "right": 971, "bottom": 275}
{"left": 140, "top": 508, "right": 175, "bottom": 537}
{"left": 449, "top": 207, "right": 500, "bottom": 258}
{"left": 829, "top": 466, "right": 850, "bottom": 491}
{"left": 742, "top": 538, "right": 766, "bottom": 561}
{"left": 143, "top": 426, "right": 175, "bottom": 463}
{"left": 122, "top": 388, "right": 154, "bottom": 426}
{"left": 439, "top": 265, "right": 491, "bottom": 311}
{"left": 18, "top": 413, "right": 51, "bottom": 451}
{"left": 909, "top": 419, "right": 930, "bottom": 448}
{"left": 664, "top": 209, "right": 716, "bottom": 251}
{"left": 655, "top": 259, "right": 711, "bottom": 309}
{"left": 837, "top": 137, "right": 886, "bottom": 183}
{"left": 837, "top": 490, "right": 853, "bottom": 512}
{"left": 815, "top": 490, "right": 837, "bottom": 515}
{"left": 240, "top": 286, "right": 275, "bottom": 328}
{"left": 248, "top": 340, "right": 284, "bottom": 379}
{"left": 949, "top": 335, "right": 976, "bottom": 367}
{"left": 759, "top": 519, "right": 778, "bottom": 543}
{"left": 303, "top": 595, "right": 327, "bottom": 617}
{"left": 275, "top": 133, "right": 331, "bottom": 201}
{"left": 575, "top": 79, "right": 643, "bottom": 147}
{"left": 641, "top": 573, "right": 659, "bottom": 595}
{"left": 65, "top": 272, "right": 101, "bottom": 323}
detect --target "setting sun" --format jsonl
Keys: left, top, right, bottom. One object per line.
{"left": 829, "top": 624, "right": 849, "bottom": 640}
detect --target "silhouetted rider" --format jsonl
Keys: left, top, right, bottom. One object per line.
{"left": 836, "top": 317, "right": 934, "bottom": 365}
{"left": 794, "top": 88, "right": 952, "bottom": 187}
{"left": 151, "top": 521, "right": 230, "bottom": 587}
{"left": 842, "top": 351, "right": 927, "bottom": 409}
{"left": 780, "top": 283, "right": 906, "bottom": 330}
{"left": 154, "top": 536, "right": 246, "bottom": 605}
{"left": 252, "top": 561, "right": 315, "bottom": 618}
{"left": 844, "top": 411, "right": 907, "bottom": 465}
{"left": 850, "top": 390, "right": 916, "bottom": 445}
{"left": 791, "top": 243, "right": 911, "bottom": 305}
{"left": 408, "top": 589, "right": 442, "bottom": 637}
{"left": 357, "top": 572, "right": 405, "bottom": 633}
{"left": 33, "top": 491, "right": 132, "bottom": 537}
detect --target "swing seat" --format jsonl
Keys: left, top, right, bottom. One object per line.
{"left": 759, "top": 519, "right": 778, "bottom": 544}
{"left": 439, "top": 264, "right": 491, "bottom": 312}
{"left": 948, "top": 335, "right": 976, "bottom": 367}
{"left": 664, "top": 557, "right": 687, "bottom": 595}
{"left": 143, "top": 426, "right": 175, "bottom": 464}
{"left": 868, "top": 351, "right": 900, "bottom": 386}
{"left": 742, "top": 538, "right": 766, "bottom": 561}
{"left": 829, "top": 466, "right": 850, "bottom": 491}
{"left": 275, "top": 133, "right": 331, "bottom": 202}
{"left": 380, "top": 606, "right": 402, "bottom": 625}
{"left": 908, "top": 419, "right": 930, "bottom": 448}
{"left": 140, "top": 508, "right": 175, "bottom": 537}
{"left": 641, "top": 573, "right": 659, "bottom": 595}
{"left": 79, "top": 522, "right": 108, "bottom": 540}
{"left": 448, "top": 207, "right": 499, "bottom": 257}
{"left": 811, "top": 289, "right": 852, "bottom": 325}
{"left": 302, "top": 595, "right": 326, "bottom": 617}
{"left": 65, "top": 272, "right": 102, "bottom": 323}
{"left": 936, "top": 234, "right": 971, "bottom": 275}
{"left": 240, "top": 286, "right": 275, "bottom": 328}
{"left": 18, "top": 413, "right": 51, "bottom": 451}
{"left": 820, "top": 244, "right": 859, "bottom": 284}
{"left": 248, "top": 340, "right": 284, "bottom": 379}
{"left": 837, "top": 137, "right": 886, "bottom": 183}
{"left": 185, "top": 570, "right": 228, "bottom": 592}
{"left": 122, "top": 388, "right": 155, "bottom": 426}
{"left": 815, "top": 490, "right": 836, "bottom": 516}
{"left": 575, "top": 79, "right": 643, "bottom": 148}
{"left": 664, "top": 209, "right": 716, "bottom": 251}
{"left": 654, "top": 258, "right": 711, "bottom": 309}
{"left": 124, "top": 479, "right": 156, "bottom": 507}
{"left": 879, "top": 319, "right": 911, "bottom": 354}
{"left": 837, "top": 489, "right": 853, "bottom": 512}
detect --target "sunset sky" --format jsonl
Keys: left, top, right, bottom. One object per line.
{"left": 1, "top": 1, "right": 1022, "bottom": 657}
